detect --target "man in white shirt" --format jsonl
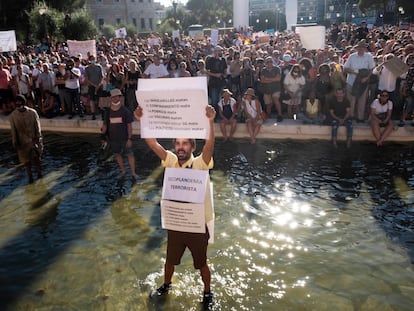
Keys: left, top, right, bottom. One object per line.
{"left": 143, "top": 54, "right": 169, "bottom": 79}
{"left": 343, "top": 39, "right": 375, "bottom": 122}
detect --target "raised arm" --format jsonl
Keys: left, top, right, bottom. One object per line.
{"left": 202, "top": 105, "right": 216, "bottom": 165}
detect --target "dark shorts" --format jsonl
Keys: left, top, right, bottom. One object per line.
{"left": 166, "top": 229, "right": 209, "bottom": 269}
{"left": 109, "top": 140, "right": 133, "bottom": 156}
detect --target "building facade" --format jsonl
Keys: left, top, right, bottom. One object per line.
{"left": 249, "top": 0, "right": 383, "bottom": 26}
{"left": 85, "top": 0, "right": 165, "bottom": 33}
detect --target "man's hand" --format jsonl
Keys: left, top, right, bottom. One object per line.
{"left": 206, "top": 105, "right": 216, "bottom": 121}
{"left": 134, "top": 105, "right": 143, "bottom": 120}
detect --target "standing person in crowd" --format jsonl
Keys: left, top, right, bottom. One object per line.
{"left": 228, "top": 51, "right": 241, "bottom": 100}
{"left": 14, "top": 64, "right": 33, "bottom": 107}
{"left": 167, "top": 58, "right": 180, "bottom": 78}
{"left": 370, "top": 91, "right": 394, "bottom": 147}
{"left": 134, "top": 104, "right": 216, "bottom": 310}
{"left": 9, "top": 94, "right": 43, "bottom": 183}
{"left": 218, "top": 88, "right": 238, "bottom": 141}
{"left": 283, "top": 64, "right": 306, "bottom": 119}
{"left": 64, "top": 58, "right": 83, "bottom": 119}
{"left": 206, "top": 45, "right": 227, "bottom": 116}
{"left": 38, "top": 62, "right": 56, "bottom": 103}
{"left": 143, "top": 54, "right": 169, "bottom": 79}
{"left": 260, "top": 56, "right": 283, "bottom": 121}
{"left": 372, "top": 53, "right": 399, "bottom": 108}
{"left": 100, "top": 88, "right": 137, "bottom": 179}
{"left": 178, "top": 61, "right": 192, "bottom": 77}
{"left": 240, "top": 56, "right": 255, "bottom": 97}
{"left": 343, "top": 39, "right": 375, "bottom": 122}
{"left": 85, "top": 55, "right": 105, "bottom": 120}
{"left": 399, "top": 53, "right": 414, "bottom": 126}
{"left": 123, "top": 59, "right": 141, "bottom": 113}
{"left": 315, "top": 63, "right": 334, "bottom": 117}
{"left": 243, "top": 88, "right": 263, "bottom": 144}
{"left": 107, "top": 62, "right": 124, "bottom": 90}
{"left": 55, "top": 63, "right": 67, "bottom": 115}
{"left": 329, "top": 88, "right": 353, "bottom": 148}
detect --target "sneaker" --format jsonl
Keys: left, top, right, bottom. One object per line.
{"left": 277, "top": 115, "right": 283, "bottom": 122}
{"left": 68, "top": 115, "right": 74, "bottom": 119}
{"left": 92, "top": 114, "right": 96, "bottom": 120}
{"left": 155, "top": 283, "right": 171, "bottom": 296}
{"left": 398, "top": 120, "right": 405, "bottom": 127}
{"left": 202, "top": 292, "right": 214, "bottom": 310}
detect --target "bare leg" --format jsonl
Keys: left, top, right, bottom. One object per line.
{"left": 115, "top": 154, "right": 126, "bottom": 175}
{"left": 164, "top": 262, "right": 175, "bottom": 285}
{"left": 127, "top": 154, "right": 136, "bottom": 176}
{"left": 199, "top": 264, "right": 211, "bottom": 292}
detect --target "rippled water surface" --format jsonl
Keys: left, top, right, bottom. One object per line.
{"left": 1, "top": 131, "right": 414, "bottom": 311}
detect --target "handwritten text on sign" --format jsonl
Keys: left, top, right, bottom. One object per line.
{"left": 136, "top": 77, "right": 209, "bottom": 139}
{"left": 160, "top": 168, "right": 208, "bottom": 233}
{"left": 161, "top": 200, "right": 205, "bottom": 233}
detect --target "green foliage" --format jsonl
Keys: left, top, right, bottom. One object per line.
{"left": 186, "top": 0, "right": 232, "bottom": 28}
{"left": 100, "top": 24, "right": 116, "bottom": 40}
{"left": 60, "top": 9, "right": 98, "bottom": 41}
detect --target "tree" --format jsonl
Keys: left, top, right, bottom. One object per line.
{"left": 186, "top": 0, "right": 232, "bottom": 28}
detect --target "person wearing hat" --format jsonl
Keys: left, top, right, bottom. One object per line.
{"left": 101, "top": 88, "right": 137, "bottom": 180}
{"left": 343, "top": 39, "right": 375, "bottom": 122}
{"left": 206, "top": 45, "right": 227, "bottom": 118}
{"left": 242, "top": 88, "right": 264, "bottom": 144}
{"left": 218, "top": 88, "right": 238, "bottom": 141}
{"left": 9, "top": 94, "right": 43, "bottom": 183}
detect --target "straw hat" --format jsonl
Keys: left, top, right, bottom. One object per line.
{"left": 244, "top": 88, "right": 256, "bottom": 97}
{"left": 222, "top": 88, "right": 233, "bottom": 96}
{"left": 110, "top": 88, "right": 122, "bottom": 97}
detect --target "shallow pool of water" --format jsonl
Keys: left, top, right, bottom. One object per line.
{"left": 1, "top": 132, "right": 414, "bottom": 310}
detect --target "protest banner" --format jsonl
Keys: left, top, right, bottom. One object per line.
{"left": 384, "top": 56, "right": 410, "bottom": 77}
{"left": 0, "top": 30, "right": 17, "bottom": 52}
{"left": 296, "top": 26, "right": 325, "bottom": 50}
{"left": 160, "top": 167, "right": 209, "bottom": 233}
{"left": 67, "top": 39, "right": 96, "bottom": 58}
{"left": 136, "top": 76, "right": 209, "bottom": 139}
{"left": 115, "top": 27, "right": 127, "bottom": 39}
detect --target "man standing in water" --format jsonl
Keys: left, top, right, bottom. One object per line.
{"left": 9, "top": 94, "right": 43, "bottom": 183}
{"left": 134, "top": 104, "right": 216, "bottom": 310}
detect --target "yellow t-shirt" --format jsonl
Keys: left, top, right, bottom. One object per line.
{"left": 162, "top": 150, "right": 215, "bottom": 239}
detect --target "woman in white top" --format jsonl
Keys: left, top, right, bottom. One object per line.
{"left": 242, "top": 88, "right": 263, "bottom": 144}
{"left": 370, "top": 91, "right": 393, "bottom": 146}
{"left": 283, "top": 64, "right": 306, "bottom": 118}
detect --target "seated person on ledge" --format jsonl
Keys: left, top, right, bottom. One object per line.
{"left": 370, "top": 91, "right": 393, "bottom": 147}
{"left": 297, "top": 90, "right": 326, "bottom": 124}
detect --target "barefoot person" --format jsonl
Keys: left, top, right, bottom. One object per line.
{"left": 134, "top": 104, "right": 216, "bottom": 310}
{"left": 218, "top": 88, "right": 238, "bottom": 141}
{"left": 9, "top": 94, "right": 43, "bottom": 183}
{"left": 370, "top": 91, "right": 394, "bottom": 146}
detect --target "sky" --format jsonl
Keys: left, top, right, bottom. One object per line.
{"left": 158, "top": 0, "right": 188, "bottom": 8}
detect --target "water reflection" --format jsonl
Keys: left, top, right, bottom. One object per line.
{"left": 1, "top": 133, "right": 414, "bottom": 310}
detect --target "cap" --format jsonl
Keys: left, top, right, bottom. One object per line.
{"left": 110, "top": 88, "right": 122, "bottom": 97}
{"left": 214, "top": 45, "right": 223, "bottom": 51}
{"left": 15, "top": 94, "right": 27, "bottom": 105}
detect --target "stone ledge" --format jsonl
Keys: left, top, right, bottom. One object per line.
{"left": 1, "top": 115, "right": 413, "bottom": 142}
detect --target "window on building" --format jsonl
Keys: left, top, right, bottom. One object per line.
{"left": 98, "top": 18, "right": 104, "bottom": 29}
{"left": 116, "top": 18, "right": 121, "bottom": 24}
{"left": 149, "top": 18, "right": 153, "bottom": 30}
{"left": 133, "top": 18, "right": 137, "bottom": 26}
{"left": 141, "top": 18, "right": 145, "bottom": 29}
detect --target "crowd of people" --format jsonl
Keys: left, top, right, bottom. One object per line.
{"left": 3, "top": 21, "right": 414, "bottom": 310}
{"left": 1, "top": 21, "right": 414, "bottom": 147}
